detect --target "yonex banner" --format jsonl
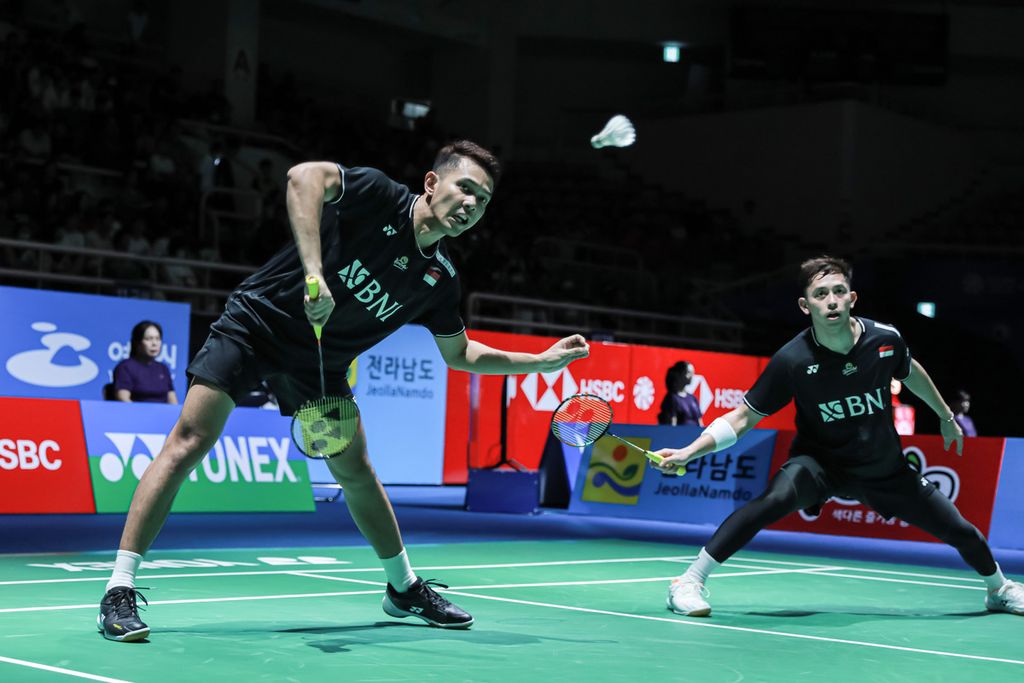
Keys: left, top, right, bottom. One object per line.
{"left": 288, "top": 324, "right": 450, "bottom": 486}
{"left": 81, "top": 401, "right": 313, "bottom": 513}
{"left": 768, "top": 433, "right": 1005, "bottom": 542}
{"left": 0, "top": 286, "right": 190, "bottom": 401}
{"left": 568, "top": 424, "right": 777, "bottom": 524}
{"left": 0, "top": 397, "right": 95, "bottom": 513}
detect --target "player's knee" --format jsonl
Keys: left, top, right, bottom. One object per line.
{"left": 326, "top": 451, "right": 375, "bottom": 485}
{"left": 166, "top": 422, "right": 219, "bottom": 469}
{"left": 758, "top": 484, "right": 799, "bottom": 516}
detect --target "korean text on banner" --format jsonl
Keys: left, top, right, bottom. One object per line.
{"left": 568, "top": 424, "right": 777, "bottom": 524}
{"left": 300, "top": 324, "right": 450, "bottom": 486}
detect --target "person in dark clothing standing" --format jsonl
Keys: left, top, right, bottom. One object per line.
{"left": 652, "top": 256, "right": 1023, "bottom": 618}
{"left": 97, "top": 141, "right": 590, "bottom": 641}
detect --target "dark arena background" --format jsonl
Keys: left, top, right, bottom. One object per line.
{"left": 1, "top": 1, "right": 1023, "bottom": 681}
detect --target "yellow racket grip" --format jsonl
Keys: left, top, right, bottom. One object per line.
{"left": 305, "top": 275, "right": 323, "bottom": 339}
{"left": 644, "top": 450, "right": 685, "bottom": 477}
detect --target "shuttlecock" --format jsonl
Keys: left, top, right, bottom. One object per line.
{"left": 590, "top": 115, "right": 636, "bottom": 149}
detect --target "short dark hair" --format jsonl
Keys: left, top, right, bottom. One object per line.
{"left": 433, "top": 140, "right": 501, "bottom": 186}
{"left": 130, "top": 320, "right": 163, "bottom": 360}
{"left": 799, "top": 256, "right": 852, "bottom": 293}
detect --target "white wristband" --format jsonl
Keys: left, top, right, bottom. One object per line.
{"left": 702, "top": 417, "right": 738, "bottom": 451}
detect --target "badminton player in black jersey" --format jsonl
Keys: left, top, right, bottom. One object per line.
{"left": 652, "top": 256, "right": 1023, "bottom": 618}
{"left": 97, "top": 141, "right": 590, "bottom": 641}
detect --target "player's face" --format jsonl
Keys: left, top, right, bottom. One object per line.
{"left": 799, "top": 273, "right": 857, "bottom": 327}
{"left": 424, "top": 157, "right": 494, "bottom": 238}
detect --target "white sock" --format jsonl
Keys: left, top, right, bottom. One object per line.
{"left": 681, "top": 547, "right": 721, "bottom": 585}
{"left": 106, "top": 550, "right": 143, "bottom": 592}
{"left": 982, "top": 564, "right": 1007, "bottom": 592}
{"left": 381, "top": 549, "right": 417, "bottom": 592}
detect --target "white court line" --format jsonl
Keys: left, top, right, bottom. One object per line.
{"left": 0, "top": 655, "right": 133, "bottom": 683}
{"left": 0, "top": 589, "right": 382, "bottom": 614}
{"left": 720, "top": 556, "right": 986, "bottom": 584}
{"left": 792, "top": 572, "right": 985, "bottom": 591}
{"left": 0, "top": 567, "right": 845, "bottom": 615}
{"left": 0, "top": 555, "right": 695, "bottom": 587}
{"left": 443, "top": 590, "right": 1024, "bottom": 667}
{"left": 292, "top": 566, "right": 844, "bottom": 592}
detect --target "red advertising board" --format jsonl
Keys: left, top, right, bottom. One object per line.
{"left": 441, "top": 330, "right": 789, "bottom": 483}
{"left": 0, "top": 397, "right": 95, "bottom": 513}
{"left": 768, "top": 433, "right": 1005, "bottom": 541}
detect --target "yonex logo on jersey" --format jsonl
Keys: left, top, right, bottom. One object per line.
{"left": 818, "top": 387, "right": 886, "bottom": 423}
{"left": 337, "top": 258, "right": 404, "bottom": 322}
{"left": 807, "top": 364, "right": 819, "bottom": 374}
{"left": 393, "top": 256, "right": 408, "bottom": 271}
{"left": 842, "top": 362, "right": 857, "bottom": 376}
{"left": 382, "top": 224, "right": 397, "bottom": 236}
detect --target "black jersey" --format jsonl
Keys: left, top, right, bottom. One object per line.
{"left": 743, "top": 317, "right": 912, "bottom": 479}
{"left": 214, "top": 165, "right": 465, "bottom": 371}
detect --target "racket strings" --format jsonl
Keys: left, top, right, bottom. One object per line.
{"left": 551, "top": 395, "right": 613, "bottom": 447}
{"left": 291, "top": 396, "right": 359, "bottom": 459}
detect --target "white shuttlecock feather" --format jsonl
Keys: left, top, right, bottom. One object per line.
{"left": 590, "top": 114, "right": 636, "bottom": 149}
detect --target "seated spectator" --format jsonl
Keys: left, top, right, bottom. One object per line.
{"left": 952, "top": 389, "right": 977, "bottom": 437}
{"left": 112, "top": 320, "right": 177, "bottom": 404}
{"left": 657, "top": 361, "right": 703, "bottom": 426}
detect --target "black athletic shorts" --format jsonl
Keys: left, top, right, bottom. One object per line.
{"left": 187, "top": 328, "right": 352, "bottom": 416}
{"left": 780, "top": 454, "right": 938, "bottom": 520}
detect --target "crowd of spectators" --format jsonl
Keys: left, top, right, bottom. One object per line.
{"left": 0, "top": 11, "right": 784, "bottom": 318}
{"left": 2, "top": 10, "right": 1015, "bottom": 330}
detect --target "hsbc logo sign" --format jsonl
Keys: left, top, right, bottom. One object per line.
{"left": 510, "top": 369, "right": 579, "bottom": 411}
{"left": 510, "top": 369, "right": 746, "bottom": 414}
{"left": 685, "top": 375, "right": 745, "bottom": 414}
{"left": 510, "top": 369, "right": 634, "bottom": 410}
{"left": 0, "top": 439, "right": 62, "bottom": 471}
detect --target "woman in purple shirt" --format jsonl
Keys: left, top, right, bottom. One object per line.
{"left": 113, "top": 320, "right": 178, "bottom": 404}
{"left": 657, "top": 360, "right": 704, "bottom": 426}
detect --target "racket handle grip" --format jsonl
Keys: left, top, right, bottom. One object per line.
{"left": 305, "top": 275, "right": 323, "bottom": 340}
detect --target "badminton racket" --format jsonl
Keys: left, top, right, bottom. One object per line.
{"left": 289, "top": 275, "right": 361, "bottom": 459}
{"left": 550, "top": 394, "right": 683, "bottom": 475}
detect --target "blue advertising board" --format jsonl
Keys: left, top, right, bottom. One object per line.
{"left": 568, "top": 424, "right": 777, "bottom": 525}
{"left": 0, "top": 286, "right": 190, "bottom": 400}
{"left": 305, "top": 324, "right": 449, "bottom": 485}
{"left": 80, "top": 401, "right": 313, "bottom": 512}
{"left": 989, "top": 437, "right": 1024, "bottom": 550}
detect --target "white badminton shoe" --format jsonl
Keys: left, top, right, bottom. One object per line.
{"left": 985, "top": 580, "right": 1024, "bottom": 615}
{"left": 667, "top": 577, "right": 711, "bottom": 617}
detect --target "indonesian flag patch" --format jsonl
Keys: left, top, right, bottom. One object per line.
{"left": 423, "top": 266, "right": 442, "bottom": 287}
{"left": 878, "top": 345, "right": 894, "bottom": 358}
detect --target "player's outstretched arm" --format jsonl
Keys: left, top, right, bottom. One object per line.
{"left": 287, "top": 162, "right": 342, "bottom": 328}
{"left": 902, "top": 358, "right": 963, "bottom": 455}
{"left": 434, "top": 333, "right": 589, "bottom": 374}
{"left": 650, "top": 404, "right": 763, "bottom": 475}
